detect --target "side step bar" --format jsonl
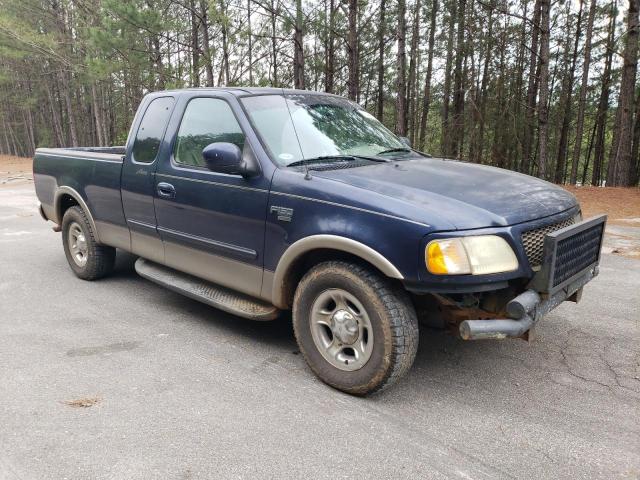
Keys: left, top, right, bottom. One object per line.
{"left": 135, "top": 258, "right": 280, "bottom": 321}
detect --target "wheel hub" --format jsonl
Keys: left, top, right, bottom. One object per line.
{"left": 68, "top": 221, "right": 88, "bottom": 267}
{"left": 331, "top": 310, "right": 358, "bottom": 345}
{"left": 309, "top": 288, "right": 374, "bottom": 372}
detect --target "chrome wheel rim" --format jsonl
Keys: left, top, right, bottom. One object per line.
{"left": 68, "top": 221, "right": 88, "bottom": 267}
{"left": 310, "top": 288, "right": 374, "bottom": 371}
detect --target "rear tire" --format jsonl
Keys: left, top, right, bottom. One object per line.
{"left": 61, "top": 206, "right": 115, "bottom": 280}
{"left": 293, "top": 261, "right": 419, "bottom": 395}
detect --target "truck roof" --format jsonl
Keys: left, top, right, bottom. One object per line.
{"left": 150, "top": 87, "right": 337, "bottom": 97}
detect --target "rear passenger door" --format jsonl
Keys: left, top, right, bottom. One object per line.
{"left": 122, "top": 95, "right": 175, "bottom": 262}
{"left": 154, "top": 95, "right": 271, "bottom": 299}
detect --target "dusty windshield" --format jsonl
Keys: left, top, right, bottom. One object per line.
{"left": 240, "top": 94, "right": 406, "bottom": 166}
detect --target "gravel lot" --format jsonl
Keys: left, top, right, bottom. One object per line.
{"left": 1, "top": 181, "right": 639, "bottom": 479}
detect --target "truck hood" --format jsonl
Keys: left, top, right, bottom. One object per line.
{"left": 313, "top": 157, "right": 578, "bottom": 230}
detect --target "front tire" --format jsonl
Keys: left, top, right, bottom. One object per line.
{"left": 293, "top": 261, "right": 419, "bottom": 395}
{"left": 61, "top": 206, "right": 115, "bottom": 280}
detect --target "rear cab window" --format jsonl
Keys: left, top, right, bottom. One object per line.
{"left": 131, "top": 96, "right": 175, "bottom": 163}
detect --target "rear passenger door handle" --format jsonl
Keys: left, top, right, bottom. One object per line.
{"left": 157, "top": 182, "right": 176, "bottom": 199}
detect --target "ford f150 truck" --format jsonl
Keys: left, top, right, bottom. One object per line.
{"left": 34, "top": 88, "right": 606, "bottom": 395}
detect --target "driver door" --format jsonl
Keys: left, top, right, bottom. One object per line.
{"left": 153, "top": 95, "right": 270, "bottom": 298}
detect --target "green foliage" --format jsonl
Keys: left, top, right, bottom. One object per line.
{"left": 0, "top": 0, "right": 636, "bottom": 186}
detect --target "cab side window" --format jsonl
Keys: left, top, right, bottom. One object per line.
{"left": 131, "top": 96, "right": 175, "bottom": 163}
{"left": 173, "top": 98, "right": 245, "bottom": 168}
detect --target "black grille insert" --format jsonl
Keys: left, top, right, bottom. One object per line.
{"left": 552, "top": 223, "right": 604, "bottom": 287}
{"left": 522, "top": 216, "right": 576, "bottom": 268}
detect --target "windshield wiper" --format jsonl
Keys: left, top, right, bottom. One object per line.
{"left": 376, "top": 147, "right": 413, "bottom": 155}
{"left": 286, "top": 155, "right": 357, "bottom": 168}
{"left": 287, "top": 154, "right": 388, "bottom": 168}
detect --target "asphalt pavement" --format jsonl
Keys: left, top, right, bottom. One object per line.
{"left": 1, "top": 182, "right": 639, "bottom": 479}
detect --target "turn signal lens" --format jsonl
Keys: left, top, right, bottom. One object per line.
{"left": 426, "top": 236, "right": 518, "bottom": 275}
{"left": 426, "top": 239, "right": 471, "bottom": 274}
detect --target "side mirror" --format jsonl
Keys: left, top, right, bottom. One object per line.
{"left": 399, "top": 136, "right": 412, "bottom": 148}
{"left": 201, "top": 142, "right": 259, "bottom": 177}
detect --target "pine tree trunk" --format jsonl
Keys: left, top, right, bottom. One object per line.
{"left": 347, "top": 0, "right": 358, "bottom": 100}
{"left": 151, "top": 30, "right": 165, "bottom": 89}
{"left": 190, "top": 0, "right": 201, "bottom": 87}
{"left": 492, "top": 27, "right": 507, "bottom": 168}
{"left": 554, "top": 0, "right": 583, "bottom": 184}
{"left": 607, "top": 0, "right": 639, "bottom": 187}
{"left": 91, "top": 83, "right": 104, "bottom": 147}
{"left": 395, "top": 0, "right": 407, "bottom": 135}
{"left": 45, "top": 82, "right": 64, "bottom": 147}
{"left": 522, "top": 0, "right": 542, "bottom": 175}
{"left": 570, "top": 0, "right": 596, "bottom": 184}
{"left": 406, "top": 0, "right": 421, "bottom": 139}
{"left": 510, "top": 0, "right": 527, "bottom": 172}
{"left": 271, "top": 0, "right": 278, "bottom": 86}
{"left": 7, "top": 115, "right": 20, "bottom": 156}
{"left": 470, "top": 5, "right": 493, "bottom": 164}
{"left": 581, "top": 121, "right": 597, "bottom": 185}
{"left": 450, "top": 0, "right": 466, "bottom": 158}
{"left": 220, "top": 0, "right": 231, "bottom": 85}
{"left": 200, "top": 0, "right": 214, "bottom": 87}
{"left": 536, "top": 0, "right": 551, "bottom": 179}
{"left": 0, "top": 114, "right": 10, "bottom": 155}
{"left": 325, "top": 0, "right": 336, "bottom": 93}
{"left": 22, "top": 109, "right": 36, "bottom": 156}
{"left": 60, "top": 71, "right": 78, "bottom": 147}
{"left": 99, "top": 83, "right": 110, "bottom": 145}
{"left": 293, "top": 0, "right": 305, "bottom": 89}
{"left": 418, "top": 0, "right": 438, "bottom": 150}
{"left": 376, "top": 0, "right": 386, "bottom": 120}
{"left": 592, "top": 2, "right": 616, "bottom": 186}
{"left": 631, "top": 88, "right": 640, "bottom": 185}
{"left": 441, "top": 0, "right": 457, "bottom": 155}
{"left": 247, "top": 0, "right": 253, "bottom": 85}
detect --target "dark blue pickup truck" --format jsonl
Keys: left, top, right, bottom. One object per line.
{"left": 34, "top": 88, "right": 606, "bottom": 395}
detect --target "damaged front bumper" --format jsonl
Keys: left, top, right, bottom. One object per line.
{"left": 459, "top": 215, "right": 607, "bottom": 341}
{"left": 460, "top": 266, "right": 597, "bottom": 340}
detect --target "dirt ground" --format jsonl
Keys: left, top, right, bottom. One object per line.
{"left": 2, "top": 155, "right": 639, "bottom": 258}
{"left": 564, "top": 185, "right": 640, "bottom": 224}
{"left": 0, "top": 154, "right": 33, "bottom": 187}
{"left": 563, "top": 185, "right": 640, "bottom": 259}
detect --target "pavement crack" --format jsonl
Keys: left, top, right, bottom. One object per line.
{"left": 559, "top": 338, "right": 613, "bottom": 391}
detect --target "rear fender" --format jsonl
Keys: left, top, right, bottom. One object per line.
{"left": 53, "top": 186, "right": 101, "bottom": 243}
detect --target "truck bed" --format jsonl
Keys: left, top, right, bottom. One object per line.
{"left": 33, "top": 146, "right": 130, "bottom": 251}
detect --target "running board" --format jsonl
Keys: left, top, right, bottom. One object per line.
{"left": 135, "top": 258, "right": 280, "bottom": 321}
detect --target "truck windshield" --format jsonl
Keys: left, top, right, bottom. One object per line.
{"left": 241, "top": 94, "right": 406, "bottom": 166}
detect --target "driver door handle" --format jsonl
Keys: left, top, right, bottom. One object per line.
{"left": 157, "top": 182, "right": 176, "bottom": 199}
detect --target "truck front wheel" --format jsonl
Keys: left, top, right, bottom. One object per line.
{"left": 61, "top": 206, "right": 115, "bottom": 280}
{"left": 292, "top": 261, "right": 419, "bottom": 395}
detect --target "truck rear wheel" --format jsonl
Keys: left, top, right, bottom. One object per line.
{"left": 292, "top": 261, "right": 419, "bottom": 395}
{"left": 61, "top": 206, "right": 115, "bottom": 280}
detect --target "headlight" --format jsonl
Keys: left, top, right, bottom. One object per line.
{"left": 426, "top": 235, "right": 518, "bottom": 275}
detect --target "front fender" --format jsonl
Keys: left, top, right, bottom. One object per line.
{"left": 262, "top": 170, "right": 435, "bottom": 308}
{"left": 268, "top": 235, "right": 404, "bottom": 308}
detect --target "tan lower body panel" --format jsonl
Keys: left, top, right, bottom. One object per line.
{"left": 95, "top": 221, "right": 131, "bottom": 251}
{"left": 130, "top": 231, "right": 165, "bottom": 264}
{"left": 163, "top": 241, "right": 264, "bottom": 299}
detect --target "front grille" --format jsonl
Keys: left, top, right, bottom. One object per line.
{"left": 552, "top": 223, "right": 604, "bottom": 287}
{"left": 522, "top": 217, "right": 576, "bottom": 268}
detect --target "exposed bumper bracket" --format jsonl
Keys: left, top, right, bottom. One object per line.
{"left": 459, "top": 267, "right": 598, "bottom": 340}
